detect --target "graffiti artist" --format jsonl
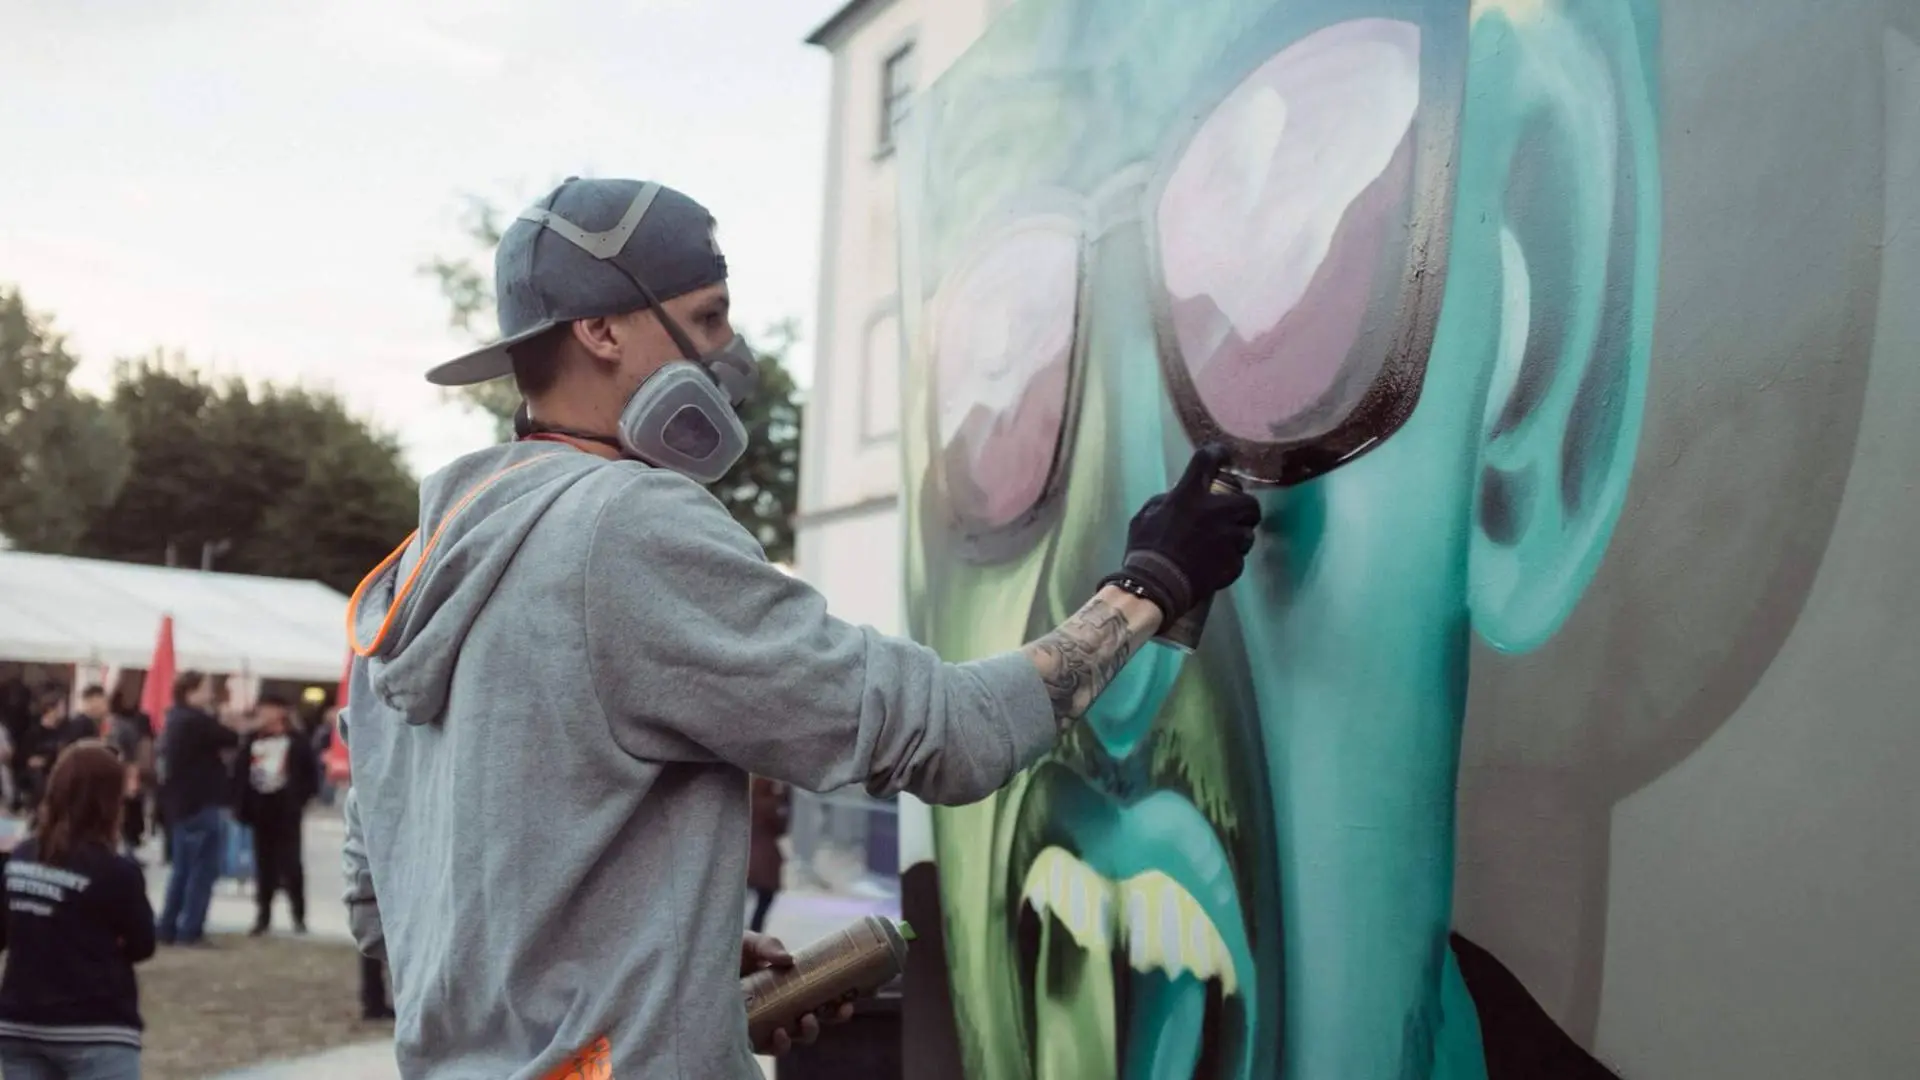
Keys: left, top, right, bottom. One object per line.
{"left": 335, "top": 177, "right": 1262, "bottom": 1079}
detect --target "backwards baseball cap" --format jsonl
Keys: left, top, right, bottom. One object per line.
{"left": 425, "top": 177, "right": 729, "bottom": 387}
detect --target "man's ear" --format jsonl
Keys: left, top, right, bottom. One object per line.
{"left": 1465, "top": 1, "right": 1661, "bottom": 654}
{"left": 570, "top": 317, "right": 624, "bottom": 364}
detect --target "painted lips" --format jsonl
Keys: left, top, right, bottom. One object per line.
{"left": 1009, "top": 764, "right": 1258, "bottom": 1080}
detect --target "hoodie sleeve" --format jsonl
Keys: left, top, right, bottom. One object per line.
{"left": 341, "top": 782, "right": 386, "bottom": 961}
{"left": 336, "top": 705, "right": 386, "bottom": 962}
{"left": 584, "top": 471, "right": 1059, "bottom": 805}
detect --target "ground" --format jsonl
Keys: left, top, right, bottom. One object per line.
{"left": 139, "top": 933, "right": 389, "bottom": 1080}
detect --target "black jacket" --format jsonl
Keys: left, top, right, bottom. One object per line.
{"left": 19, "top": 720, "right": 90, "bottom": 804}
{"left": 158, "top": 706, "right": 239, "bottom": 822}
{"left": 22, "top": 719, "right": 89, "bottom": 767}
{"left": 232, "top": 729, "right": 318, "bottom": 827}
{"left": 0, "top": 838, "right": 155, "bottom": 1047}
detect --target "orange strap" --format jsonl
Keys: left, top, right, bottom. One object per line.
{"left": 345, "top": 455, "right": 562, "bottom": 659}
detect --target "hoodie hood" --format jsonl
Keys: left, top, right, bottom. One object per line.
{"left": 348, "top": 442, "right": 607, "bottom": 725}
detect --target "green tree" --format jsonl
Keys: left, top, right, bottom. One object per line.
{"left": 419, "top": 195, "right": 521, "bottom": 432}
{"left": 0, "top": 288, "right": 131, "bottom": 552}
{"left": 422, "top": 194, "right": 806, "bottom": 563}
{"left": 723, "top": 320, "right": 805, "bottom": 563}
{"left": 81, "top": 358, "right": 418, "bottom": 593}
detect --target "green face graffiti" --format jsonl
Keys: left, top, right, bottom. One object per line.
{"left": 899, "top": 1, "right": 1661, "bottom": 1078}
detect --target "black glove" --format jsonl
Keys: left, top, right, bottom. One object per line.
{"left": 1099, "top": 445, "right": 1262, "bottom": 624}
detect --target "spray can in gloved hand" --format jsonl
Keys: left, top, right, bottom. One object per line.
{"left": 1154, "top": 473, "right": 1248, "bottom": 653}
{"left": 742, "top": 916, "right": 914, "bottom": 1048}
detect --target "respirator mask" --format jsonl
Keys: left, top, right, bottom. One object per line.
{"left": 512, "top": 182, "right": 759, "bottom": 484}
{"left": 605, "top": 306, "right": 757, "bottom": 485}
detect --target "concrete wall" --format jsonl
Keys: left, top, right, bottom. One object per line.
{"left": 890, "top": 1, "right": 1920, "bottom": 1077}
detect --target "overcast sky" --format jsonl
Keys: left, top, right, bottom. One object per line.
{"left": 0, "top": 0, "right": 841, "bottom": 477}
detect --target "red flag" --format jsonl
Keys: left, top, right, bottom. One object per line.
{"left": 325, "top": 651, "right": 352, "bottom": 784}
{"left": 142, "top": 615, "right": 177, "bottom": 736}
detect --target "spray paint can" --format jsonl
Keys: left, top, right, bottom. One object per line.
{"left": 1154, "top": 473, "right": 1249, "bottom": 653}
{"left": 742, "top": 916, "right": 915, "bottom": 1047}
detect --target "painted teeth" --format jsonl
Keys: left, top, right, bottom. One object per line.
{"left": 1021, "top": 846, "right": 1238, "bottom": 996}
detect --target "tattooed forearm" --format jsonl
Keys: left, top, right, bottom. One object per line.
{"left": 1020, "top": 589, "right": 1162, "bottom": 727}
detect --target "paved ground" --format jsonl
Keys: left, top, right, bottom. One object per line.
{"left": 139, "top": 809, "right": 896, "bottom": 1079}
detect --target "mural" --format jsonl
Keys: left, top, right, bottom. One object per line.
{"left": 896, "top": 0, "right": 1918, "bottom": 1077}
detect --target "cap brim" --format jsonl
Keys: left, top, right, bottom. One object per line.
{"left": 424, "top": 322, "right": 559, "bottom": 387}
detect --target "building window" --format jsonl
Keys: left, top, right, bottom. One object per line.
{"left": 878, "top": 42, "right": 916, "bottom": 156}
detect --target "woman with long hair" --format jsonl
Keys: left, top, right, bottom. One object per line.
{"left": 0, "top": 741, "right": 156, "bottom": 1078}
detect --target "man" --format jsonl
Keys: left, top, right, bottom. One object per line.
{"left": 235, "top": 694, "right": 317, "bottom": 935}
{"left": 20, "top": 687, "right": 88, "bottom": 812}
{"left": 65, "top": 687, "right": 136, "bottom": 855}
{"left": 155, "top": 671, "right": 242, "bottom": 946}
{"left": 340, "top": 176, "right": 1261, "bottom": 1079}
{"left": 107, "top": 691, "right": 155, "bottom": 858}
{"left": 71, "top": 685, "right": 110, "bottom": 742}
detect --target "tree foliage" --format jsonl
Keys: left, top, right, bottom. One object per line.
{"left": 79, "top": 358, "right": 419, "bottom": 593}
{"left": 0, "top": 282, "right": 419, "bottom": 595}
{"left": 724, "top": 320, "right": 805, "bottom": 563}
{"left": 0, "top": 289, "right": 131, "bottom": 552}
{"left": 422, "top": 193, "right": 806, "bottom": 563}
{"left": 419, "top": 196, "right": 522, "bottom": 434}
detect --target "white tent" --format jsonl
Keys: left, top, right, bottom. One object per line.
{"left": 0, "top": 551, "right": 350, "bottom": 683}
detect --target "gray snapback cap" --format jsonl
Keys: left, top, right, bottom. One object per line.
{"left": 425, "top": 177, "right": 729, "bottom": 387}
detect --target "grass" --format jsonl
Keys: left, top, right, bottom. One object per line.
{"left": 139, "top": 933, "right": 390, "bottom": 1080}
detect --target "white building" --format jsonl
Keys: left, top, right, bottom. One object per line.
{"left": 794, "top": 0, "right": 1009, "bottom": 635}
{"left": 787, "top": 0, "right": 1009, "bottom": 888}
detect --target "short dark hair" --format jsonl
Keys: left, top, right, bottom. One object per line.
{"left": 508, "top": 325, "right": 572, "bottom": 398}
{"left": 172, "top": 670, "right": 208, "bottom": 707}
{"left": 256, "top": 693, "right": 292, "bottom": 711}
{"left": 80, "top": 684, "right": 105, "bottom": 700}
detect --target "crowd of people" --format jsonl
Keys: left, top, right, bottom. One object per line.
{"left": 0, "top": 670, "right": 393, "bottom": 1078}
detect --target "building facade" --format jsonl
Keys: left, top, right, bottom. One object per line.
{"left": 794, "top": 0, "right": 1007, "bottom": 636}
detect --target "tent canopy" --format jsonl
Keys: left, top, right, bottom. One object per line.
{"left": 0, "top": 551, "right": 350, "bottom": 683}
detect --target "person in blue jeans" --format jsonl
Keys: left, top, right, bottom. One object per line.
{"left": 0, "top": 740, "right": 157, "bottom": 1079}
{"left": 153, "top": 672, "right": 246, "bottom": 946}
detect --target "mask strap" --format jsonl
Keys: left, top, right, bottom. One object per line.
{"left": 521, "top": 425, "right": 625, "bottom": 453}
{"left": 513, "top": 401, "right": 626, "bottom": 453}
{"left": 603, "top": 261, "right": 708, "bottom": 365}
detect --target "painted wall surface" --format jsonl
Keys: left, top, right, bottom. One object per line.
{"left": 893, "top": 1, "right": 1920, "bottom": 1078}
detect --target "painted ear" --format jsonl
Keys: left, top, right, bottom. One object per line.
{"left": 1465, "top": 4, "right": 1660, "bottom": 653}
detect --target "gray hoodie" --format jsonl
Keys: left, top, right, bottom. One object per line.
{"left": 339, "top": 441, "right": 1055, "bottom": 1079}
